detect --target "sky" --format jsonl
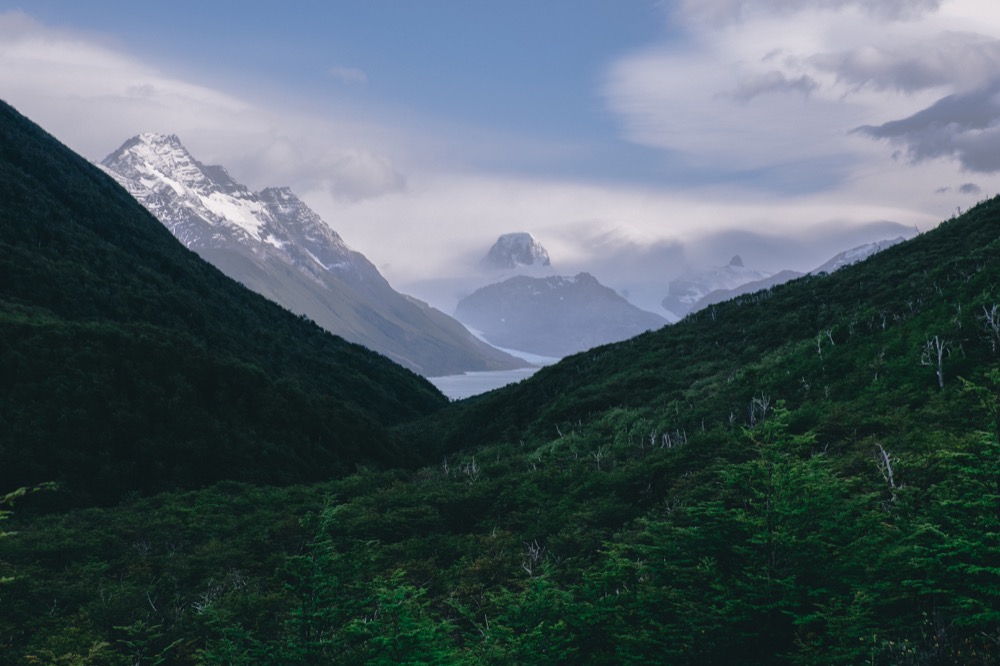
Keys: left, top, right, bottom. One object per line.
{"left": 2, "top": 0, "right": 999, "bottom": 313}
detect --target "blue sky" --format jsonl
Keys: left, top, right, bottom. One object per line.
{"left": 2, "top": 1, "right": 999, "bottom": 312}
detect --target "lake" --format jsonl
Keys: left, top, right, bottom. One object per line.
{"left": 428, "top": 367, "right": 543, "bottom": 400}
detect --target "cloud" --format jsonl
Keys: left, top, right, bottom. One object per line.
{"left": 0, "top": 7, "right": 984, "bottom": 309}
{"left": 329, "top": 66, "right": 367, "bottom": 84}
{"left": 679, "top": 0, "right": 943, "bottom": 25}
{"left": 959, "top": 182, "right": 982, "bottom": 194}
{"left": 0, "top": 11, "right": 408, "bottom": 202}
{"left": 605, "top": 0, "right": 1000, "bottom": 198}
{"left": 326, "top": 149, "right": 406, "bottom": 200}
{"left": 731, "top": 70, "right": 818, "bottom": 102}
{"left": 852, "top": 79, "right": 1000, "bottom": 172}
{"left": 809, "top": 32, "right": 1000, "bottom": 93}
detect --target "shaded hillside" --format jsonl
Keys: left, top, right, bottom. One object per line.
{"left": 0, "top": 100, "right": 447, "bottom": 505}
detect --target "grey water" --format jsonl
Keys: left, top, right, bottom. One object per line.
{"left": 428, "top": 367, "right": 542, "bottom": 400}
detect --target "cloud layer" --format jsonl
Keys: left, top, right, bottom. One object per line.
{"left": 855, "top": 79, "right": 1000, "bottom": 172}
{"left": 0, "top": 5, "right": 995, "bottom": 315}
{"left": 604, "top": 0, "right": 1000, "bottom": 186}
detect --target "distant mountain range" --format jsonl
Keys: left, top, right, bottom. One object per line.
{"left": 100, "top": 134, "right": 525, "bottom": 377}
{"left": 810, "top": 237, "right": 908, "bottom": 274}
{"left": 454, "top": 272, "right": 667, "bottom": 357}
{"left": 662, "top": 238, "right": 911, "bottom": 319}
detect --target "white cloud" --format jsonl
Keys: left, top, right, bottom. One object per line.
{"left": 300, "top": 167, "right": 944, "bottom": 315}
{"left": 809, "top": 32, "right": 1000, "bottom": 93}
{"left": 326, "top": 149, "right": 406, "bottom": 200}
{"left": 604, "top": 0, "right": 1000, "bottom": 189}
{"left": 678, "top": 0, "right": 943, "bottom": 26}
{"left": 0, "top": 11, "right": 406, "bottom": 202}
{"left": 0, "top": 7, "right": 991, "bottom": 316}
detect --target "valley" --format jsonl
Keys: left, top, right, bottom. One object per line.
{"left": 2, "top": 99, "right": 999, "bottom": 664}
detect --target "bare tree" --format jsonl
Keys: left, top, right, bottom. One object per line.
{"left": 522, "top": 539, "right": 545, "bottom": 577}
{"left": 874, "top": 442, "right": 899, "bottom": 504}
{"left": 920, "top": 336, "right": 950, "bottom": 389}
{"left": 591, "top": 446, "right": 607, "bottom": 470}
{"left": 982, "top": 304, "right": 1000, "bottom": 353}
{"left": 748, "top": 393, "right": 772, "bottom": 427}
{"left": 462, "top": 456, "right": 480, "bottom": 483}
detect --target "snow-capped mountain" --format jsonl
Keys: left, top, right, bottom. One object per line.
{"left": 483, "top": 232, "right": 551, "bottom": 270}
{"left": 810, "top": 237, "right": 908, "bottom": 275}
{"left": 100, "top": 134, "right": 525, "bottom": 377}
{"left": 667, "top": 237, "right": 914, "bottom": 319}
{"left": 661, "top": 255, "right": 770, "bottom": 320}
{"left": 455, "top": 272, "right": 667, "bottom": 358}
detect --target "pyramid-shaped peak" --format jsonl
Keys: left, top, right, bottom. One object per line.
{"left": 103, "top": 133, "right": 191, "bottom": 166}
{"left": 136, "top": 132, "right": 183, "bottom": 146}
{"left": 484, "top": 232, "right": 551, "bottom": 270}
{"left": 728, "top": 255, "right": 744, "bottom": 268}
{"left": 108, "top": 133, "right": 187, "bottom": 157}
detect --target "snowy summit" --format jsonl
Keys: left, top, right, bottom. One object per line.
{"left": 483, "top": 232, "right": 551, "bottom": 270}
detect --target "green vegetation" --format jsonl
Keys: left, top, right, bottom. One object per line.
{"left": 2, "top": 98, "right": 1000, "bottom": 662}
{"left": 0, "top": 100, "right": 446, "bottom": 506}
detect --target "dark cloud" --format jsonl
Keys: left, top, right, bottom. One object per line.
{"left": 852, "top": 80, "right": 1000, "bottom": 172}
{"left": 682, "top": 0, "right": 942, "bottom": 25}
{"left": 810, "top": 35, "right": 1000, "bottom": 93}
{"left": 959, "top": 182, "right": 982, "bottom": 194}
{"left": 731, "top": 70, "right": 818, "bottom": 102}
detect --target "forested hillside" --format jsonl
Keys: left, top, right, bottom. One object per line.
{"left": 2, "top": 98, "right": 999, "bottom": 663}
{"left": 0, "top": 100, "right": 446, "bottom": 506}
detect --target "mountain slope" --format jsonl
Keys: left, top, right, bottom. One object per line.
{"left": 100, "top": 134, "right": 524, "bottom": 377}
{"left": 425, "top": 211, "right": 1000, "bottom": 450}
{"left": 454, "top": 272, "right": 667, "bottom": 357}
{"left": 5, "top": 198, "right": 1000, "bottom": 663}
{"left": 4, "top": 178, "right": 1000, "bottom": 661}
{"left": 0, "top": 100, "right": 447, "bottom": 505}
{"left": 810, "top": 236, "right": 908, "bottom": 274}
{"left": 672, "top": 238, "right": 911, "bottom": 318}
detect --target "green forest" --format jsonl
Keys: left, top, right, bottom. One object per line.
{"left": 2, "top": 98, "right": 1000, "bottom": 664}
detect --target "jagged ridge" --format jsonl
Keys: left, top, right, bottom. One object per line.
{"left": 101, "top": 134, "right": 525, "bottom": 376}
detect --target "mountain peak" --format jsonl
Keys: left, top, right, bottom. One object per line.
{"left": 455, "top": 270, "right": 666, "bottom": 357}
{"left": 484, "top": 232, "right": 551, "bottom": 270}
{"left": 100, "top": 133, "right": 525, "bottom": 376}
{"left": 136, "top": 131, "right": 182, "bottom": 146}
{"left": 728, "top": 255, "right": 744, "bottom": 267}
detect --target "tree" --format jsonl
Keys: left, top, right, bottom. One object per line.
{"left": 920, "top": 335, "right": 950, "bottom": 389}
